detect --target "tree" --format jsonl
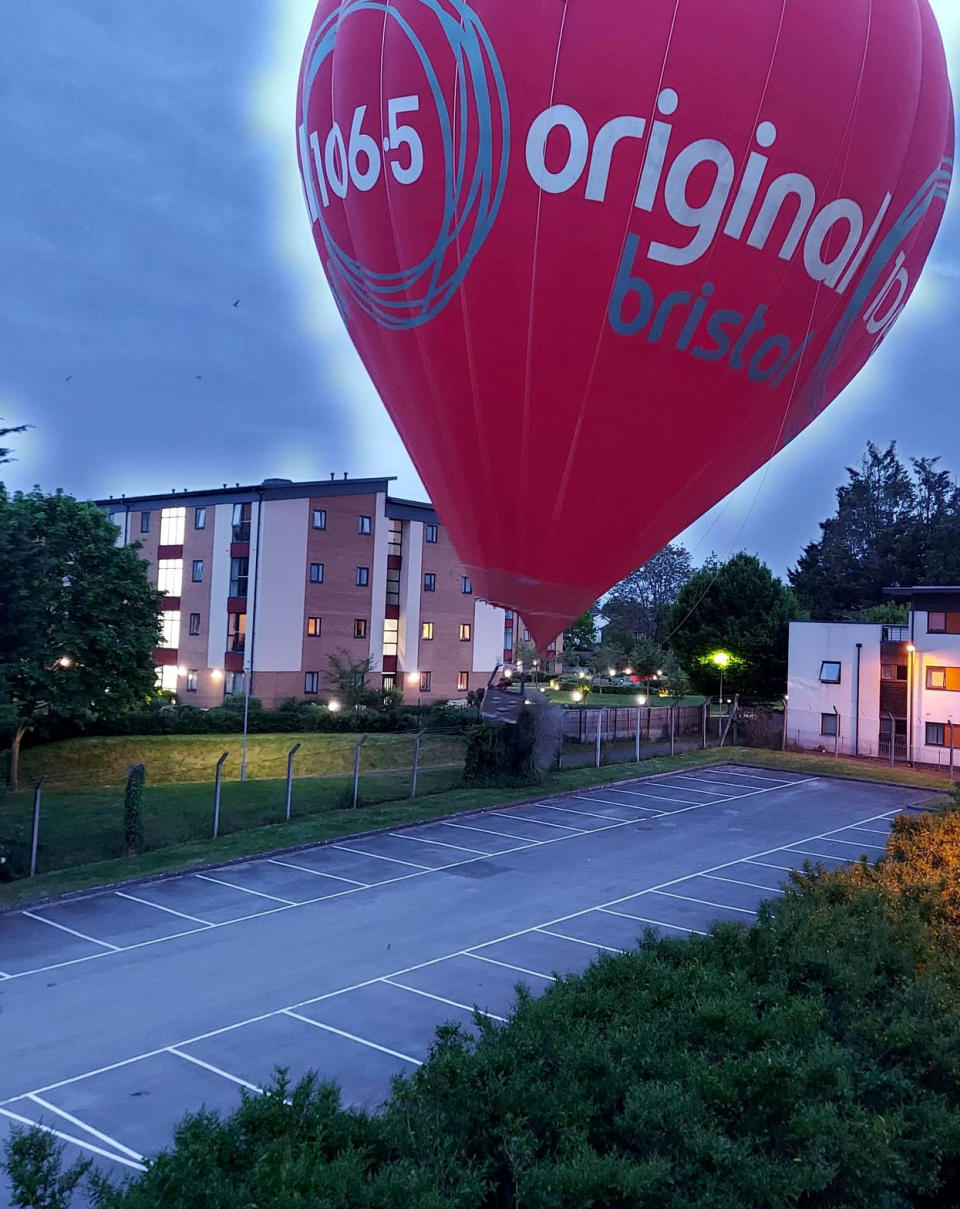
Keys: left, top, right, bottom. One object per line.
{"left": 563, "top": 610, "right": 597, "bottom": 653}
{"left": 603, "top": 544, "right": 693, "bottom": 645}
{"left": 666, "top": 553, "right": 801, "bottom": 697}
{"left": 123, "top": 763, "right": 146, "bottom": 855}
{"left": 324, "top": 650, "right": 377, "bottom": 709}
{"left": 0, "top": 489, "right": 163, "bottom": 790}
{"left": 0, "top": 420, "right": 29, "bottom": 465}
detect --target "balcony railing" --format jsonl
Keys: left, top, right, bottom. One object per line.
{"left": 882, "top": 625, "right": 910, "bottom": 642}
{"left": 232, "top": 522, "right": 251, "bottom": 543}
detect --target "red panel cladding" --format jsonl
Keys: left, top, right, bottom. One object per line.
{"left": 161, "top": 597, "right": 182, "bottom": 611}
{"left": 225, "top": 652, "right": 245, "bottom": 672}
{"left": 227, "top": 597, "right": 248, "bottom": 614}
{"left": 387, "top": 554, "right": 402, "bottom": 570}
{"left": 382, "top": 655, "right": 398, "bottom": 673}
{"left": 230, "top": 542, "right": 250, "bottom": 559}
{"left": 157, "top": 545, "right": 183, "bottom": 560}
{"left": 154, "top": 648, "right": 178, "bottom": 666}
{"left": 385, "top": 604, "right": 400, "bottom": 620}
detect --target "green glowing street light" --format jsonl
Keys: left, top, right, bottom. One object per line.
{"left": 711, "top": 650, "right": 732, "bottom": 715}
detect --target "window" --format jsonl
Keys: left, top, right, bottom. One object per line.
{"left": 505, "top": 610, "right": 513, "bottom": 620}
{"left": 424, "top": 573, "right": 436, "bottom": 592}
{"left": 232, "top": 502, "right": 251, "bottom": 543}
{"left": 457, "top": 672, "right": 469, "bottom": 692}
{"left": 312, "top": 509, "right": 326, "bottom": 530}
{"left": 420, "top": 671, "right": 432, "bottom": 692}
{"left": 228, "top": 613, "right": 246, "bottom": 653}
{"left": 160, "top": 611, "right": 181, "bottom": 648}
{"left": 820, "top": 712, "right": 838, "bottom": 737}
{"left": 929, "top": 612, "right": 960, "bottom": 635}
{"left": 882, "top": 625, "right": 910, "bottom": 642}
{"left": 358, "top": 515, "right": 372, "bottom": 535}
{"left": 382, "top": 617, "right": 398, "bottom": 656}
{"left": 925, "top": 666, "right": 960, "bottom": 691}
{"left": 386, "top": 567, "right": 401, "bottom": 608}
{"left": 356, "top": 566, "right": 369, "bottom": 586}
{"left": 882, "top": 663, "right": 908, "bottom": 681}
{"left": 523, "top": 629, "right": 531, "bottom": 642}
{"left": 304, "top": 671, "right": 319, "bottom": 695}
{"left": 387, "top": 518, "right": 402, "bottom": 557}
{"left": 382, "top": 674, "right": 397, "bottom": 691}
{"left": 504, "top": 629, "right": 513, "bottom": 651}
{"left": 309, "top": 562, "right": 324, "bottom": 584}
{"left": 186, "top": 669, "right": 198, "bottom": 693}
{"left": 157, "top": 559, "right": 183, "bottom": 596}
{"left": 354, "top": 618, "right": 368, "bottom": 639}
{"left": 307, "top": 616, "right": 322, "bottom": 637}
{"left": 140, "top": 511, "right": 151, "bottom": 534}
{"left": 425, "top": 524, "right": 438, "bottom": 543}
{"left": 160, "top": 507, "right": 186, "bottom": 545}
{"left": 156, "top": 664, "right": 178, "bottom": 692}
{"left": 819, "top": 660, "right": 841, "bottom": 684}
{"left": 459, "top": 623, "right": 472, "bottom": 641}
{"left": 191, "top": 559, "right": 204, "bottom": 583}
{"left": 927, "top": 722, "right": 947, "bottom": 746}
{"left": 229, "top": 557, "right": 248, "bottom": 597}
{"left": 189, "top": 612, "right": 201, "bottom": 636}
{"left": 224, "top": 671, "right": 244, "bottom": 695}
{"left": 194, "top": 506, "right": 206, "bottom": 530}
{"left": 462, "top": 576, "right": 472, "bottom": 594}
{"left": 421, "top": 622, "right": 434, "bottom": 640}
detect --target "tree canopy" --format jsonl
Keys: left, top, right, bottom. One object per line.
{"left": 0, "top": 488, "right": 162, "bottom": 787}
{"left": 602, "top": 544, "right": 693, "bottom": 647}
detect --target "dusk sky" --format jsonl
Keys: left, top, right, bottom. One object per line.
{"left": 2, "top": 1, "right": 959, "bottom": 580}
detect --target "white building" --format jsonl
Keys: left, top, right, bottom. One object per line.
{"left": 786, "top": 586, "right": 960, "bottom": 771}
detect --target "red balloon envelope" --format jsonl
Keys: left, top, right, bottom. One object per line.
{"left": 297, "top": 0, "right": 954, "bottom": 648}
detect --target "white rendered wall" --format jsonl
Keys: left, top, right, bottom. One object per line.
{"left": 786, "top": 621, "right": 882, "bottom": 755}
{"left": 253, "top": 498, "right": 308, "bottom": 672}
{"left": 473, "top": 600, "right": 506, "bottom": 675}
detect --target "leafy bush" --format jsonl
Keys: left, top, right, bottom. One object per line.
{"left": 463, "top": 708, "right": 541, "bottom": 786}
{"left": 122, "top": 763, "right": 145, "bottom": 855}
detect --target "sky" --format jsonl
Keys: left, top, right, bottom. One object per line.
{"left": 1, "top": 1, "right": 959, "bottom": 579}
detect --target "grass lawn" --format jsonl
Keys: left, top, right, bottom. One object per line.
{"left": 1, "top": 746, "right": 949, "bottom": 909}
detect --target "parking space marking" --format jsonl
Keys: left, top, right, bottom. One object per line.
{"left": 600, "top": 787, "right": 702, "bottom": 805}
{"left": 465, "top": 952, "right": 555, "bottom": 981}
{"left": 441, "top": 821, "right": 541, "bottom": 844}
{"left": 21, "top": 910, "right": 120, "bottom": 951}
{"left": 0, "top": 970, "right": 10, "bottom": 979}
{"left": 699, "top": 768, "right": 792, "bottom": 783}
{"left": 381, "top": 979, "right": 508, "bottom": 1023}
{"left": 0, "top": 1105, "right": 146, "bottom": 1172}
{"left": 267, "top": 859, "right": 368, "bottom": 886}
{"left": 703, "top": 874, "right": 785, "bottom": 895}
{"left": 194, "top": 874, "right": 296, "bottom": 905}
{"left": 745, "top": 858, "right": 800, "bottom": 871}
{"left": 116, "top": 891, "right": 213, "bottom": 926}
{"left": 504, "top": 814, "right": 584, "bottom": 832}
{"left": 388, "top": 833, "right": 488, "bottom": 855}
{"left": 283, "top": 1010, "right": 423, "bottom": 1066}
{"left": 785, "top": 847, "right": 859, "bottom": 862}
{"left": 168, "top": 1047, "right": 264, "bottom": 1094}
{"left": 537, "top": 802, "right": 626, "bottom": 822}
{"left": 27, "top": 1094, "right": 145, "bottom": 1162}
{"left": 803, "top": 837, "right": 887, "bottom": 851}
{"left": 846, "top": 826, "right": 892, "bottom": 836}
{"left": 656, "top": 891, "right": 757, "bottom": 915}
{"left": 573, "top": 795, "right": 663, "bottom": 813}
{"left": 332, "top": 843, "right": 435, "bottom": 870}
{"left": 664, "top": 777, "right": 731, "bottom": 794}
{"left": 599, "top": 908, "right": 708, "bottom": 935}
{"left": 536, "top": 927, "right": 621, "bottom": 954}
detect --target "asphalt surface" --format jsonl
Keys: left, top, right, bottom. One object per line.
{"left": 0, "top": 764, "right": 929, "bottom": 1204}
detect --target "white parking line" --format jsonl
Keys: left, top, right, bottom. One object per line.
{"left": 703, "top": 874, "right": 785, "bottom": 895}
{"left": 504, "top": 814, "right": 584, "bottom": 831}
{"left": 537, "top": 802, "right": 624, "bottom": 822}
{"left": 599, "top": 908, "right": 707, "bottom": 935}
{"left": 744, "top": 858, "right": 802, "bottom": 872}
{"left": 194, "top": 874, "right": 295, "bottom": 905}
{"left": 168, "top": 1047, "right": 264, "bottom": 1093}
{"left": 655, "top": 891, "right": 757, "bottom": 915}
{"left": 27, "top": 1093, "right": 145, "bottom": 1161}
{"left": 388, "top": 832, "right": 488, "bottom": 854}
{"left": 382, "top": 978, "right": 508, "bottom": 1023}
{"left": 800, "top": 837, "right": 886, "bottom": 851}
{"left": 21, "top": 911, "right": 120, "bottom": 951}
{"left": 0, "top": 1105, "right": 146, "bottom": 1172}
{"left": 845, "top": 826, "right": 892, "bottom": 836}
{"left": 441, "top": 821, "right": 541, "bottom": 844}
{"left": 465, "top": 952, "right": 555, "bottom": 981}
{"left": 784, "top": 847, "right": 853, "bottom": 862}
{"left": 267, "top": 858, "right": 368, "bottom": 886}
{"left": 695, "top": 768, "right": 791, "bottom": 783}
{"left": 662, "top": 777, "right": 730, "bottom": 794}
{"left": 536, "top": 927, "right": 622, "bottom": 954}
{"left": 283, "top": 1010, "right": 422, "bottom": 1066}
{"left": 598, "top": 787, "right": 702, "bottom": 805}
{"left": 573, "top": 795, "right": 663, "bottom": 813}
{"left": 116, "top": 891, "right": 212, "bottom": 926}
{"left": 332, "top": 844, "right": 435, "bottom": 870}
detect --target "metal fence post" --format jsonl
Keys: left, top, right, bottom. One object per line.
{"left": 635, "top": 706, "right": 642, "bottom": 762}
{"left": 886, "top": 712, "right": 896, "bottom": 766}
{"left": 212, "top": 752, "right": 229, "bottom": 838}
{"left": 353, "top": 735, "right": 368, "bottom": 808}
{"left": 284, "top": 742, "right": 301, "bottom": 822}
{"left": 834, "top": 707, "right": 840, "bottom": 758}
{"left": 595, "top": 709, "right": 603, "bottom": 768}
{"left": 701, "top": 703, "right": 707, "bottom": 750}
{"left": 669, "top": 706, "right": 676, "bottom": 757}
{"left": 781, "top": 698, "right": 788, "bottom": 751}
{"left": 29, "top": 776, "right": 46, "bottom": 878}
{"left": 410, "top": 730, "right": 425, "bottom": 798}
{"left": 949, "top": 719, "right": 955, "bottom": 781}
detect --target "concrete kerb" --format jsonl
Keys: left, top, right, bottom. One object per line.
{"left": 2, "top": 759, "right": 938, "bottom": 915}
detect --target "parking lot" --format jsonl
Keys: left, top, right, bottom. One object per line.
{"left": 0, "top": 764, "right": 930, "bottom": 1196}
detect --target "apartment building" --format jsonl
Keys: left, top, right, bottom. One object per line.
{"left": 99, "top": 476, "right": 561, "bottom": 709}
{"left": 785, "top": 585, "right": 960, "bottom": 769}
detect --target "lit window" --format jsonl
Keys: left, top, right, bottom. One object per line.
{"left": 304, "top": 672, "right": 319, "bottom": 695}
{"left": 420, "top": 671, "right": 432, "bottom": 692}
{"left": 227, "top": 613, "right": 246, "bottom": 653}
{"left": 354, "top": 618, "right": 368, "bottom": 639}
{"left": 157, "top": 559, "right": 183, "bottom": 596}
{"left": 160, "top": 507, "right": 186, "bottom": 545}
{"left": 194, "top": 507, "right": 206, "bottom": 530}
{"left": 140, "top": 512, "right": 151, "bottom": 534}
{"left": 191, "top": 559, "right": 204, "bottom": 583}
{"left": 307, "top": 616, "right": 322, "bottom": 637}
{"left": 457, "top": 672, "right": 469, "bottom": 691}
{"left": 312, "top": 509, "right": 327, "bottom": 530}
{"left": 929, "top": 612, "right": 947, "bottom": 633}
{"left": 358, "top": 515, "right": 372, "bottom": 535}
{"left": 160, "top": 611, "right": 181, "bottom": 648}
{"left": 224, "top": 671, "right": 244, "bottom": 695}
{"left": 459, "top": 623, "right": 471, "bottom": 641}
{"left": 186, "top": 669, "right": 198, "bottom": 693}
{"left": 820, "top": 712, "right": 838, "bottom": 736}
{"left": 927, "top": 667, "right": 948, "bottom": 690}
{"left": 310, "top": 562, "right": 324, "bottom": 583}
{"left": 462, "top": 576, "right": 472, "bottom": 594}
{"left": 229, "top": 558, "right": 248, "bottom": 597}
{"left": 189, "top": 612, "right": 201, "bottom": 636}
{"left": 356, "top": 566, "right": 369, "bottom": 586}
{"left": 156, "top": 664, "right": 178, "bottom": 692}
{"left": 382, "top": 617, "right": 398, "bottom": 656}
{"left": 382, "top": 674, "right": 396, "bottom": 691}
{"left": 424, "top": 573, "right": 436, "bottom": 592}
{"left": 422, "top": 622, "right": 434, "bottom": 640}
{"left": 425, "top": 524, "right": 438, "bottom": 543}
{"left": 819, "top": 661, "right": 841, "bottom": 684}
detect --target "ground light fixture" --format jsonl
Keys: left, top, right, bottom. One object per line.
{"left": 57, "top": 656, "right": 72, "bottom": 668}
{"left": 328, "top": 700, "right": 341, "bottom": 713}
{"left": 636, "top": 694, "right": 647, "bottom": 706}
{"left": 572, "top": 690, "right": 583, "bottom": 702}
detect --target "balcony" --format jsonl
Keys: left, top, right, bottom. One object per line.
{"left": 232, "top": 522, "right": 251, "bottom": 543}
{"left": 882, "top": 625, "right": 910, "bottom": 642}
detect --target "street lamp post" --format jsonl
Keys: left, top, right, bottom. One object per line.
{"left": 710, "top": 651, "right": 732, "bottom": 739}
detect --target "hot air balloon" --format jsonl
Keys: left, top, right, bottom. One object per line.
{"left": 297, "top": 0, "right": 953, "bottom": 649}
